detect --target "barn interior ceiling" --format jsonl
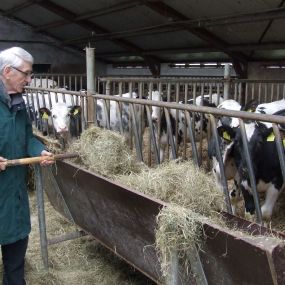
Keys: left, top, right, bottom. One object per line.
{"left": 1, "top": 0, "right": 285, "bottom": 76}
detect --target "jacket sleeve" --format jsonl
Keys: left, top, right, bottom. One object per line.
{"left": 25, "top": 113, "right": 46, "bottom": 157}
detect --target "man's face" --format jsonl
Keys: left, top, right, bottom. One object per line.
{"left": 4, "top": 61, "right": 33, "bottom": 93}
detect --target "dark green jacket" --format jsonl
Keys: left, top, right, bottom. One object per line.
{"left": 0, "top": 80, "right": 45, "bottom": 245}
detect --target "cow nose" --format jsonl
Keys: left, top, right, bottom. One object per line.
{"left": 152, "top": 117, "right": 158, "bottom": 123}
{"left": 57, "top": 126, "right": 68, "bottom": 133}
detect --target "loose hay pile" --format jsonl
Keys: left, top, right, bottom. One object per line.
{"left": 155, "top": 205, "right": 207, "bottom": 279}
{"left": 116, "top": 160, "right": 224, "bottom": 218}
{"left": 68, "top": 126, "right": 145, "bottom": 178}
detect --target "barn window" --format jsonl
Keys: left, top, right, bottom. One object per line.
{"left": 169, "top": 62, "right": 232, "bottom": 69}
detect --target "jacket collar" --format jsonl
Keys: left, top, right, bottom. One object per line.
{"left": 0, "top": 80, "right": 24, "bottom": 110}
{"left": 0, "top": 79, "right": 11, "bottom": 107}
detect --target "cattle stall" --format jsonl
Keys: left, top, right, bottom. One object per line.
{"left": 30, "top": 74, "right": 87, "bottom": 91}
{"left": 25, "top": 76, "right": 285, "bottom": 220}
{"left": 26, "top": 76, "right": 285, "bottom": 284}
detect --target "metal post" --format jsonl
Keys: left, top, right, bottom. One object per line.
{"left": 223, "top": 63, "right": 231, "bottom": 99}
{"left": 166, "top": 250, "right": 179, "bottom": 285}
{"left": 86, "top": 47, "right": 95, "bottom": 126}
{"left": 35, "top": 165, "right": 49, "bottom": 269}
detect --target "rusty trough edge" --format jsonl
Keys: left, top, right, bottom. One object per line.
{"left": 44, "top": 160, "right": 285, "bottom": 285}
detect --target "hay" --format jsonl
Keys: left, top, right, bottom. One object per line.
{"left": 155, "top": 205, "right": 208, "bottom": 278}
{"left": 116, "top": 159, "right": 224, "bottom": 218}
{"left": 68, "top": 126, "right": 145, "bottom": 178}
{"left": 32, "top": 128, "right": 62, "bottom": 154}
{"left": 115, "top": 160, "right": 227, "bottom": 279}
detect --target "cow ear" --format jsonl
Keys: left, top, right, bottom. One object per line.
{"left": 39, "top": 107, "right": 51, "bottom": 119}
{"left": 217, "top": 125, "right": 235, "bottom": 142}
{"left": 69, "top": 106, "right": 81, "bottom": 117}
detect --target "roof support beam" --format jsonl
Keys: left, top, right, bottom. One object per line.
{"left": 35, "top": 0, "right": 161, "bottom": 76}
{"left": 35, "top": 0, "right": 142, "bottom": 32}
{"left": 2, "top": 0, "right": 39, "bottom": 16}
{"left": 142, "top": 0, "right": 249, "bottom": 76}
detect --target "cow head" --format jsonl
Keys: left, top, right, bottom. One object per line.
{"left": 39, "top": 104, "right": 81, "bottom": 137}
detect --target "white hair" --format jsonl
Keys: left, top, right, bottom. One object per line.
{"left": 0, "top": 47, "right": 33, "bottom": 74}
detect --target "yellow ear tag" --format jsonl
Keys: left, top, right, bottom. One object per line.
{"left": 42, "top": 112, "right": 49, "bottom": 120}
{"left": 223, "top": 131, "right": 231, "bottom": 141}
{"left": 267, "top": 132, "right": 275, "bottom": 142}
{"left": 73, "top": 109, "right": 79, "bottom": 116}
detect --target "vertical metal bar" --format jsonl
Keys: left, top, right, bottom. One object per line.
{"left": 35, "top": 165, "right": 49, "bottom": 269}
{"left": 146, "top": 105, "right": 160, "bottom": 165}
{"left": 239, "top": 119, "right": 263, "bottom": 224}
{"left": 86, "top": 47, "right": 95, "bottom": 126}
{"left": 209, "top": 115, "right": 232, "bottom": 214}
{"left": 164, "top": 107, "right": 177, "bottom": 160}
{"left": 129, "top": 104, "right": 143, "bottom": 162}
{"left": 187, "top": 247, "right": 208, "bottom": 285}
{"left": 185, "top": 111, "right": 200, "bottom": 166}
{"left": 165, "top": 250, "right": 179, "bottom": 285}
{"left": 272, "top": 124, "right": 285, "bottom": 182}
{"left": 223, "top": 63, "right": 230, "bottom": 99}
{"left": 102, "top": 99, "right": 110, "bottom": 129}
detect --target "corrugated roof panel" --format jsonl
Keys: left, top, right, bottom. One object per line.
{"left": 261, "top": 19, "right": 285, "bottom": 42}
{"left": 0, "top": 0, "right": 28, "bottom": 10}
{"left": 163, "top": 0, "right": 281, "bottom": 19}
{"left": 52, "top": 0, "right": 133, "bottom": 16}
{"left": 124, "top": 30, "right": 206, "bottom": 50}
{"left": 209, "top": 21, "right": 271, "bottom": 44}
{"left": 92, "top": 5, "right": 169, "bottom": 33}
{"left": 47, "top": 24, "right": 91, "bottom": 41}
{"left": 91, "top": 40, "right": 128, "bottom": 54}
{"left": 13, "top": 5, "right": 62, "bottom": 26}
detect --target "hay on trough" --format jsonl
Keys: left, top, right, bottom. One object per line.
{"left": 116, "top": 159, "right": 226, "bottom": 280}
{"left": 116, "top": 159, "right": 224, "bottom": 218}
{"left": 155, "top": 205, "right": 207, "bottom": 279}
{"left": 68, "top": 126, "right": 145, "bottom": 178}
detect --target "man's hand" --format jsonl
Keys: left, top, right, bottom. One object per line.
{"left": 40, "top": 150, "right": 54, "bottom": 166}
{"left": 0, "top": 156, "right": 7, "bottom": 171}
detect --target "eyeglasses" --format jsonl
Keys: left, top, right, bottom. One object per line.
{"left": 11, "top": 66, "right": 34, "bottom": 78}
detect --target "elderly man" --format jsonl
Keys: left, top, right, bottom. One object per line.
{"left": 0, "top": 47, "right": 53, "bottom": 285}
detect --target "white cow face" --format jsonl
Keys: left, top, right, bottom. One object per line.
{"left": 51, "top": 103, "right": 71, "bottom": 134}
{"left": 148, "top": 91, "right": 162, "bottom": 122}
{"left": 39, "top": 103, "right": 81, "bottom": 136}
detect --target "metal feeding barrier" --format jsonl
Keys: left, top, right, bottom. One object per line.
{"left": 39, "top": 160, "right": 285, "bottom": 284}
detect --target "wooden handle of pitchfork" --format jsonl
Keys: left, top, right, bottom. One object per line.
{"left": 4, "top": 153, "right": 78, "bottom": 167}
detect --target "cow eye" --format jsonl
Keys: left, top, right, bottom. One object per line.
{"left": 52, "top": 114, "right": 57, "bottom": 119}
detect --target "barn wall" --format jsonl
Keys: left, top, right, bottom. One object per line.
{"left": 248, "top": 62, "right": 285, "bottom": 80}
{"left": 0, "top": 15, "right": 106, "bottom": 75}
{"left": 105, "top": 63, "right": 237, "bottom": 77}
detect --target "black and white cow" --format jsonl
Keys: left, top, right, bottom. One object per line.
{"left": 26, "top": 91, "right": 146, "bottom": 147}
{"left": 213, "top": 99, "right": 285, "bottom": 222}
{"left": 149, "top": 91, "right": 224, "bottom": 162}
{"left": 24, "top": 91, "right": 82, "bottom": 139}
